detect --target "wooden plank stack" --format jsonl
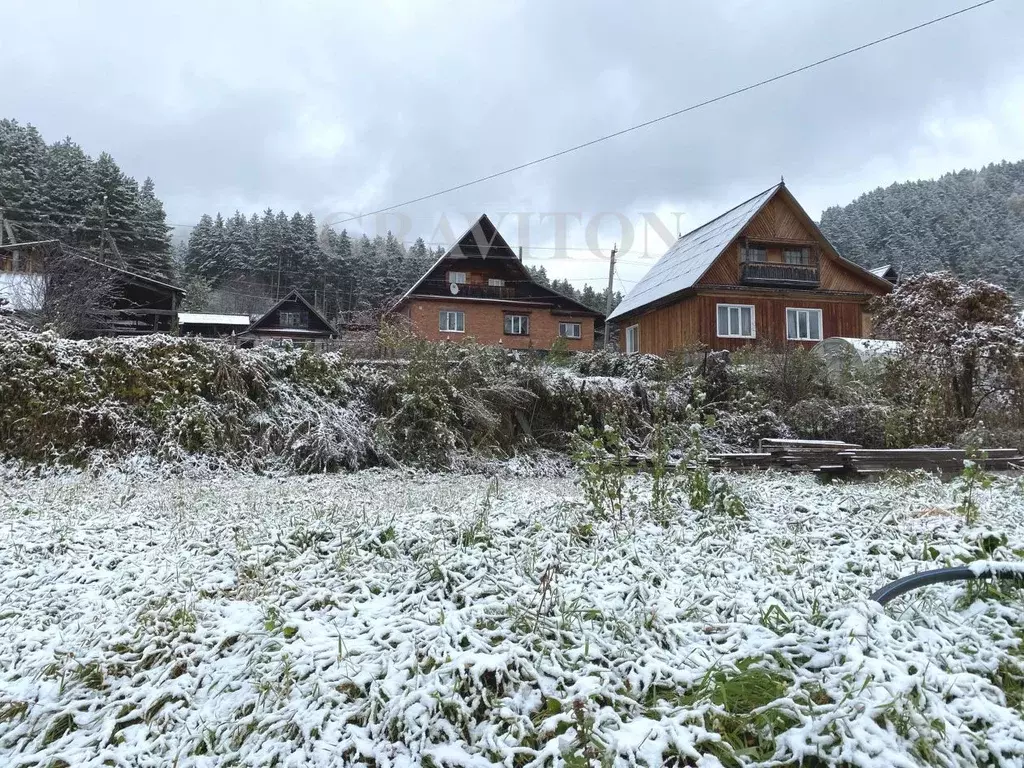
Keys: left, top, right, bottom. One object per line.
{"left": 703, "top": 439, "right": 1023, "bottom": 477}
{"left": 833, "top": 448, "right": 1022, "bottom": 475}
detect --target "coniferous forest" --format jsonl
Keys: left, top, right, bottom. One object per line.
{"left": 0, "top": 119, "right": 173, "bottom": 279}
{"left": 819, "top": 160, "right": 1024, "bottom": 294}
{"left": 4, "top": 117, "right": 1024, "bottom": 315}
{"left": 0, "top": 120, "right": 617, "bottom": 319}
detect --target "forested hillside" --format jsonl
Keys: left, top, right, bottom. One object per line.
{"left": 181, "top": 213, "right": 443, "bottom": 317}
{"left": 819, "top": 160, "right": 1024, "bottom": 293}
{"left": 180, "top": 217, "right": 619, "bottom": 319}
{"left": 0, "top": 120, "right": 172, "bottom": 278}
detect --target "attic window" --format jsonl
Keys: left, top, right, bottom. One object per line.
{"left": 279, "top": 310, "right": 306, "bottom": 328}
{"left": 743, "top": 245, "right": 767, "bottom": 263}
{"left": 784, "top": 248, "right": 810, "bottom": 266}
{"left": 487, "top": 278, "right": 505, "bottom": 287}
{"left": 448, "top": 271, "right": 467, "bottom": 285}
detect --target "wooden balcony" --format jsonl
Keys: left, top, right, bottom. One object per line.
{"left": 740, "top": 261, "right": 819, "bottom": 288}
{"left": 419, "top": 279, "right": 517, "bottom": 300}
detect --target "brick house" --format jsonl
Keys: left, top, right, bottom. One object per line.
{"left": 607, "top": 182, "right": 893, "bottom": 355}
{"left": 392, "top": 215, "right": 601, "bottom": 350}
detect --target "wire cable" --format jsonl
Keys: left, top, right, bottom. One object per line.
{"left": 326, "top": 0, "right": 999, "bottom": 225}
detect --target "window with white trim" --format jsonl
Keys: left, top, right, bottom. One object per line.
{"left": 439, "top": 310, "right": 465, "bottom": 332}
{"left": 487, "top": 278, "right": 505, "bottom": 287}
{"left": 504, "top": 314, "right": 529, "bottom": 335}
{"left": 716, "top": 304, "right": 755, "bottom": 338}
{"left": 625, "top": 324, "right": 640, "bottom": 355}
{"left": 786, "top": 308, "right": 822, "bottom": 341}
{"left": 558, "top": 322, "right": 581, "bottom": 339}
{"left": 447, "top": 271, "right": 467, "bottom": 284}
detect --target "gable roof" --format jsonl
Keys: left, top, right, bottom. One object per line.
{"left": 395, "top": 214, "right": 526, "bottom": 307}
{"left": 245, "top": 289, "right": 340, "bottom": 336}
{"left": 608, "top": 183, "right": 892, "bottom": 322}
{"left": 393, "top": 214, "right": 602, "bottom": 317}
{"left": 870, "top": 264, "right": 898, "bottom": 281}
{"left": 0, "top": 239, "right": 185, "bottom": 295}
{"left": 178, "top": 312, "right": 251, "bottom": 326}
{"left": 607, "top": 185, "right": 780, "bottom": 321}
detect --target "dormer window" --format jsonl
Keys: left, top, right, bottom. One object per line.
{"left": 448, "top": 271, "right": 467, "bottom": 284}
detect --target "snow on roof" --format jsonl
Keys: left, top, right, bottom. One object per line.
{"left": 178, "top": 312, "right": 251, "bottom": 326}
{"left": 0, "top": 272, "right": 44, "bottom": 312}
{"left": 608, "top": 184, "right": 780, "bottom": 321}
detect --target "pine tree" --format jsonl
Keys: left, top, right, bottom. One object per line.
{"left": 137, "top": 177, "right": 173, "bottom": 278}
{"left": 0, "top": 120, "right": 48, "bottom": 232}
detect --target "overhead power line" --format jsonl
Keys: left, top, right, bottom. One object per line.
{"left": 328, "top": 0, "right": 998, "bottom": 226}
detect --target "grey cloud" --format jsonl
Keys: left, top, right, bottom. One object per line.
{"left": 1, "top": 0, "right": 1022, "bottom": 267}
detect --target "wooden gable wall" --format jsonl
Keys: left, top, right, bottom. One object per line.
{"left": 695, "top": 192, "right": 886, "bottom": 295}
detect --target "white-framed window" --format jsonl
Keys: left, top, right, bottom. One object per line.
{"left": 439, "top": 310, "right": 465, "bottom": 332}
{"left": 504, "top": 314, "right": 529, "bottom": 335}
{"left": 448, "top": 271, "right": 467, "bottom": 284}
{"left": 786, "top": 308, "right": 822, "bottom": 341}
{"left": 716, "top": 304, "right": 755, "bottom": 338}
{"left": 487, "top": 278, "right": 505, "bottom": 287}
{"left": 743, "top": 245, "right": 767, "bottom": 263}
{"left": 625, "top": 324, "right": 640, "bottom": 355}
{"left": 558, "top": 322, "right": 582, "bottom": 339}
{"left": 784, "top": 248, "right": 809, "bottom": 266}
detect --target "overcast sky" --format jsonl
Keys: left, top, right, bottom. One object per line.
{"left": 3, "top": 0, "right": 1023, "bottom": 290}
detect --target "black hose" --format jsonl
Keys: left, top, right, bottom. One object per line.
{"left": 870, "top": 565, "right": 1024, "bottom": 605}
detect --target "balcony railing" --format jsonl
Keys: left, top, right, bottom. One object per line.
{"left": 419, "top": 280, "right": 517, "bottom": 300}
{"left": 740, "top": 261, "right": 819, "bottom": 288}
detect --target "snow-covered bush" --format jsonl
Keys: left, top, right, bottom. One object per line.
{"left": 785, "top": 397, "right": 840, "bottom": 440}
{"left": 710, "top": 395, "right": 791, "bottom": 450}
{"left": 834, "top": 402, "right": 889, "bottom": 447}
{"left": 571, "top": 348, "right": 668, "bottom": 380}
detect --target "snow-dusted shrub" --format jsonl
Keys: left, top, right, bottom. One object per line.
{"left": 732, "top": 345, "right": 833, "bottom": 408}
{"left": 786, "top": 398, "right": 840, "bottom": 440}
{"left": 784, "top": 399, "right": 888, "bottom": 447}
{"left": 873, "top": 271, "right": 1024, "bottom": 422}
{"left": 571, "top": 348, "right": 668, "bottom": 380}
{"left": 834, "top": 402, "right": 889, "bottom": 447}
{"left": 711, "top": 392, "right": 791, "bottom": 450}
{"left": 0, "top": 328, "right": 374, "bottom": 469}
{"left": 362, "top": 340, "right": 539, "bottom": 466}
{"left": 955, "top": 424, "right": 1024, "bottom": 452}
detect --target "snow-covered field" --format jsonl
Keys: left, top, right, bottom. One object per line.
{"left": 2, "top": 463, "right": 1024, "bottom": 767}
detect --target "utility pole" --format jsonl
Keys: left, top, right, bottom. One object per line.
{"left": 0, "top": 208, "right": 5, "bottom": 245}
{"left": 603, "top": 243, "right": 617, "bottom": 348}
{"left": 97, "top": 194, "right": 109, "bottom": 264}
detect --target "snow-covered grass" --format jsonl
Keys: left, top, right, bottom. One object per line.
{"left": 2, "top": 465, "right": 1024, "bottom": 767}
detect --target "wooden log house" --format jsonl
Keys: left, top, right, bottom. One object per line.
{"left": 607, "top": 182, "right": 894, "bottom": 355}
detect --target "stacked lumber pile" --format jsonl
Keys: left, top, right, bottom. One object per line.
{"left": 833, "top": 448, "right": 1022, "bottom": 475}
{"left": 705, "top": 439, "right": 1023, "bottom": 476}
